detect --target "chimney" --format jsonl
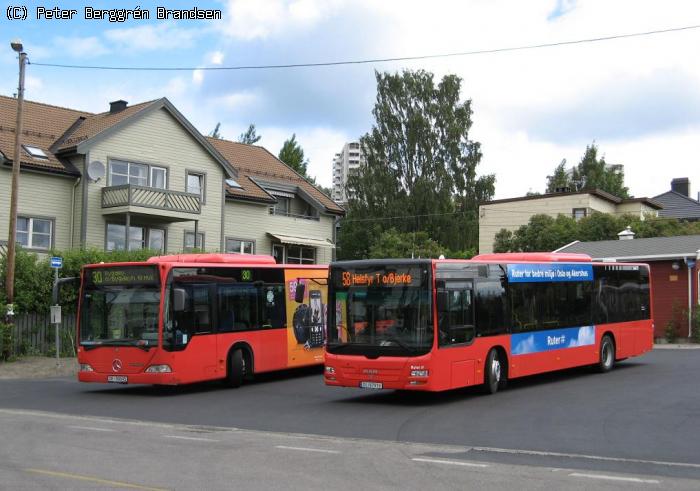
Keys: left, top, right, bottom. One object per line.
{"left": 618, "top": 226, "right": 635, "bottom": 240}
{"left": 671, "top": 177, "right": 690, "bottom": 197}
{"left": 109, "top": 100, "right": 128, "bottom": 114}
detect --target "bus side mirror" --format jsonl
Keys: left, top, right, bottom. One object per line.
{"left": 294, "top": 282, "right": 306, "bottom": 304}
{"left": 436, "top": 291, "right": 448, "bottom": 312}
{"left": 173, "top": 288, "right": 186, "bottom": 312}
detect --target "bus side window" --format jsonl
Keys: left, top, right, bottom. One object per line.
{"left": 439, "top": 287, "right": 475, "bottom": 346}
{"left": 261, "top": 284, "right": 285, "bottom": 329}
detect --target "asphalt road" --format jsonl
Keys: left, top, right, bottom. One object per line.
{"left": 1, "top": 349, "right": 699, "bottom": 488}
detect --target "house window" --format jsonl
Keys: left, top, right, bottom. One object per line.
{"left": 226, "top": 238, "right": 254, "bottom": 254}
{"left": 287, "top": 245, "right": 315, "bottom": 264}
{"left": 184, "top": 231, "right": 205, "bottom": 251}
{"left": 272, "top": 197, "right": 290, "bottom": 216}
{"left": 150, "top": 167, "right": 167, "bottom": 189}
{"left": 187, "top": 172, "right": 205, "bottom": 203}
{"left": 23, "top": 145, "right": 48, "bottom": 159}
{"left": 106, "top": 224, "right": 165, "bottom": 252}
{"left": 17, "top": 217, "right": 52, "bottom": 250}
{"left": 572, "top": 208, "right": 587, "bottom": 221}
{"left": 110, "top": 160, "right": 148, "bottom": 187}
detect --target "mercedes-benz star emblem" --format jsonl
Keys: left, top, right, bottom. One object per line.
{"left": 112, "top": 359, "right": 123, "bottom": 372}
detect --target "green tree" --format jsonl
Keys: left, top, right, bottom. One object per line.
{"left": 278, "top": 134, "right": 309, "bottom": 177}
{"left": 544, "top": 144, "right": 630, "bottom": 198}
{"left": 209, "top": 122, "right": 222, "bottom": 139}
{"left": 341, "top": 69, "right": 494, "bottom": 259}
{"left": 573, "top": 143, "right": 629, "bottom": 197}
{"left": 494, "top": 211, "right": 700, "bottom": 252}
{"left": 368, "top": 229, "right": 446, "bottom": 259}
{"left": 545, "top": 159, "right": 571, "bottom": 193}
{"left": 238, "top": 123, "right": 261, "bottom": 144}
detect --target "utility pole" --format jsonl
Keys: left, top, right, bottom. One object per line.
{"left": 5, "top": 39, "right": 28, "bottom": 324}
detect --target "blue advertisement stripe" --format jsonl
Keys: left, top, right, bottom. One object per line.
{"left": 511, "top": 326, "right": 596, "bottom": 356}
{"left": 507, "top": 263, "right": 593, "bottom": 282}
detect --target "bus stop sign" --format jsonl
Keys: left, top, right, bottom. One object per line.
{"left": 50, "top": 257, "right": 63, "bottom": 269}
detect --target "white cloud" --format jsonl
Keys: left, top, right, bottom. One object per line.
{"left": 208, "top": 51, "right": 225, "bottom": 65}
{"left": 217, "top": 90, "right": 262, "bottom": 111}
{"left": 53, "top": 36, "right": 110, "bottom": 58}
{"left": 513, "top": 334, "right": 536, "bottom": 355}
{"left": 104, "top": 23, "right": 201, "bottom": 51}
{"left": 192, "top": 69, "right": 204, "bottom": 86}
{"left": 219, "top": 0, "right": 344, "bottom": 40}
{"left": 568, "top": 326, "right": 595, "bottom": 347}
{"left": 25, "top": 76, "right": 44, "bottom": 92}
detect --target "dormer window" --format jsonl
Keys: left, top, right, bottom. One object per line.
{"left": 23, "top": 145, "right": 48, "bottom": 160}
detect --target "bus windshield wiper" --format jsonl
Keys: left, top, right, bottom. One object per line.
{"left": 379, "top": 336, "right": 415, "bottom": 352}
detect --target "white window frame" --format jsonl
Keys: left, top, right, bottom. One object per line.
{"left": 184, "top": 231, "right": 205, "bottom": 251}
{"left": 286, "top": 245, "right": 315, "bottom": 264}
{"left": 226, "top": 237, "right": 255, "bottom": 254}
{"left": 150, "top": 166, "right": 167, "bottom": 189}
{"left": 17, "top": 216, "right": 53, "bottom": 250}
{"left": 186, "top": 171, "right": 206, "bottom": 204}
{"left": 22, "top": 145, "right": 49, "bottom": 159}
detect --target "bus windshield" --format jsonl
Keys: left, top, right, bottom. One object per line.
{"left": 79, "top": 266, "right": 161, "bottom": 349}
{"left": 327, "top": 263, "right": 433, "bottom": 356}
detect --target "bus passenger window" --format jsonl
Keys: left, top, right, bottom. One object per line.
{"left": 439, "top": 288, "right": 475, "bottom": 346}
{"left": 218, "top": 284, "right": 258, "bottom": 332}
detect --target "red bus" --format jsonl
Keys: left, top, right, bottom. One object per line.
{"left": 324, "top": 253, "right": 653, "bottom": 393}
{"left": 77, "top": 253, "right": 328, "bottom": 386}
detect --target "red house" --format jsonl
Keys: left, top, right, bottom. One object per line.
{"left": 556, "top": 232, "right": 700, "bottom": 339}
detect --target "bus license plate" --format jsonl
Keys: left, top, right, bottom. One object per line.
{"left": 107, "top": 375, "right": 128, "bottom": 384}
{"left": 360, "top": 381, "right": 382, "bottom": 389}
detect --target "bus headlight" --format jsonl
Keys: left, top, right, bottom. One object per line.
{"left": 410, "top": 370, "right": 429, "bottom": 377}
{"left": 145, "top": 364, "right": 172, "bottom": 373}
{"left": 80, "top": 364, "right": 93, "bottom": 372}
{"left": 325, "top": 366, "right": 335, "bottom": 374}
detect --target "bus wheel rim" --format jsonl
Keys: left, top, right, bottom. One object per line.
{"left": 492, "top": 358, "right": 501, "bottom": 382}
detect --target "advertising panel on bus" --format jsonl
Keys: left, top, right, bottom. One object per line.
{"left": 285, "top": 268, "right": 328, "bottom": 367}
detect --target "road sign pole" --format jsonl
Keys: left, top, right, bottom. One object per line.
{"left": 50, "top": 257, "right": 63, "bottom": 369}
{"left": 54, "top": 267, "right": 59, "bottom": 368}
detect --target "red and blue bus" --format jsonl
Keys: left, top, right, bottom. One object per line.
{"left": 77, "top": 253, "right": 328, "bottom": 386}
{"left": 324, "top": 253, "right": 653, "bottom": 393}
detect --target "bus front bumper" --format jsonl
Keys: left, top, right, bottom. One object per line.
{"left": 77, "top": 371, "right": 182, "bottom": 385}
{"left": 324, "top": 354, "right": 435, "bottom": 391}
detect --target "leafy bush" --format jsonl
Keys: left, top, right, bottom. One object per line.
{"left": 664, "top": 319, "right": 679, "bottom": 344}
{"left": 0, "top": 247, "right": 161, "bottom": 315}
{"left": 692, "top": 308, "right": 700, "bottom": 344}
{"left": 0, "top": 322, "right": 12, "bottom": 361}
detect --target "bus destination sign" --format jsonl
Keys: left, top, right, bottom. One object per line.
{"left": 87, "top": 266, "right": 159, "bottom": 286}
{"left": 334, "top": 267, "right": 422, "bottom": 288}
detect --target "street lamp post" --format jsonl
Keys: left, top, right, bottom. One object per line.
{"left": 5, "top": 39, "right": 28, "bottom": 323}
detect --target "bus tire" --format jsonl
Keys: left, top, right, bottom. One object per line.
{"left": 484, "top": 349, "right": 504, "bottom": 395}
{"left": 598, "top": 335, "right": 615, "bottom": 373}
{"left": 226, "top": 349, "right": 245, "bottom": 388}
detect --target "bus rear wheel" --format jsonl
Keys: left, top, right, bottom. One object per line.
{"left": 598, "top": 335, "right": 615, "bottom": 373}
{"left": 226, "top": 349, "right": 246, "bottom": 388}
{"left": 484, "top": 349, "right": 505, "bottom": 394}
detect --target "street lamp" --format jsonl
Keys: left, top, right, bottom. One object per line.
{"left": 5, "top": 39, "right": 28, "bottom": 323}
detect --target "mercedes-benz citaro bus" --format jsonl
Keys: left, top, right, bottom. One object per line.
{"left": 324, "top": 253, "right": 653, "bottom": 393}
{"left": 77, "top": 253, "right": 328, "bottom": 386}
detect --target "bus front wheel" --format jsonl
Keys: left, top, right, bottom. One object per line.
{"left": 226, "top": 349, "right": 246, "bottom": 388}
{"left": 598, "top": 335, "right": 615, "bottom": 373}
{"left": 484, "top": 349, "right": 504, "bottom": 395}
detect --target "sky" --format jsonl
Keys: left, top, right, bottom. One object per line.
{"left": 1, "top": 0, "right": 700, "bottom": 200}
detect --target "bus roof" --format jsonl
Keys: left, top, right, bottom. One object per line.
{"left": 147, "top": 253, "right": 277, "bottom": 265}
{"left": 471, "top": 252, "right": 592, "bottom": 263}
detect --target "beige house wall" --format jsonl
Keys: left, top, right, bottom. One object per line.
{"left": 617, "top": 201, "right": 658, "bottom": 219}
{"left": 0, "top": 167, "right": 77, "bottom": 253}
{"left": 224, "top": 200, "right": 335, "bottom": 264}
{"left": 478, "top": 194, "right": 628, "bottom": 254}
{"left": 82, "top": 107, "right": 225, "bottom": 253}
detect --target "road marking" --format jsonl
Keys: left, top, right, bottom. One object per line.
{"left": 67, "top": 425, "right": 116, "bottom": 432}
{"left": 163, "top": 435, "right": 219, "bottom": 442}
{"left": 275, "top": 445, "right": 341, "bottom": 454}
{"left": 471, "top": 446, "right": 700, "bottom": 469}
{"left": 25, "top": 468, "right": 167, "bottom": 491}
{"left": 412, "top": 458, "right": 489, "bottom": 468}
{"left": 570, "top": 472, "right": 660, "bottom": 484}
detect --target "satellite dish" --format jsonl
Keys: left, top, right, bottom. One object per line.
{"left": 87, "top": 161, "right": 105, "bottom": 182}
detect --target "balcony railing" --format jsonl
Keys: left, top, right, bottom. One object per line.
{"left": 268, "top": 207, "right": 320, "bottom": 221}
{"left": 102, "top": 185, "right": 201, "bottom": 214}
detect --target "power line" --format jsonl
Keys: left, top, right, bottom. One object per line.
{"left": 29, "top": 24, "right": 700, "bottom": 72}
{"left": 341, "top": 210, "right": 477, "bottom": 223}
